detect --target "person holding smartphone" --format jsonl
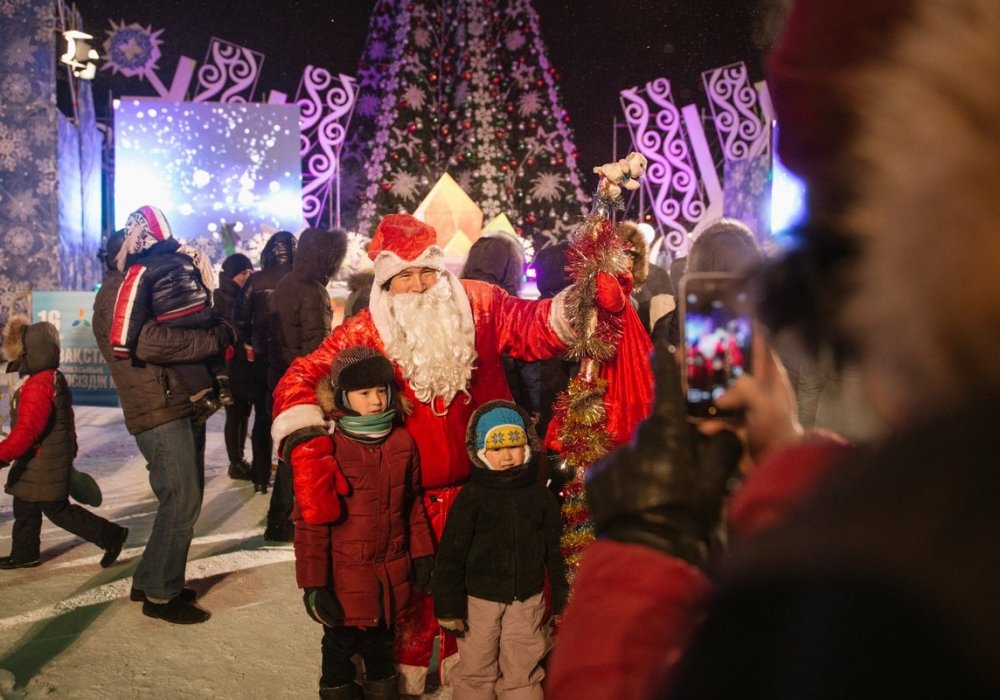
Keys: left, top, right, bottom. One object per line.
{"left": 549, "top": 1, "right": 1000, "bottom": 698}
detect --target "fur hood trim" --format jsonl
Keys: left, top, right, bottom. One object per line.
{"left": 314, "top": 370, "right": 413, "bottom": 419}
{"left": 2, "top": 315, "right": 29, "bottom": 362}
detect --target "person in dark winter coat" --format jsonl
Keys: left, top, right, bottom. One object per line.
{"left": 343, "top": 270, "right": 374, "bottom": 319}
{"left": 0, "top": 318, "right": 129, "bottom": 570}
{"left": 109, "top": 205, "right": 231, "bottom": 424}
{"left": 531, "top": 242, "right": 577, "bottom": 488}
{"left": 214, "top": 253, "right": 254, "bottom": 481}
{"left": 266, "top": 227, "right": 348, "bottom": 541}
{"left": 94, "top": 229, "right": 228, "bottom": 624}
{"left": 434, "top": 400, "right": 567, "bottom": 699}
{"left": 294, "top": 345, "right": 435, "bottom": 700}
{"left": 233, "top": 230, "right": 296, "bottom": 493}
{"left": 460, "top": 232, "right": 541, "bottom": 423}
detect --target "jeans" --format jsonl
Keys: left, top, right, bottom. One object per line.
{"left": 10, "top": 497, "right": 121, "bottom": 561}
{"left": 321, "top": 622, "right": 395, "bottom": 687}
{"left": 132, "top": 417, "right": 206, "bottom": 600}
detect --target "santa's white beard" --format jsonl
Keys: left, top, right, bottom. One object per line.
{"left": 382, "top": 276, "right": 477, "bottom": 407}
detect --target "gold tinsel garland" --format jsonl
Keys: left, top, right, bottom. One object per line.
{"left": 555, "top": 189, "right": 633, "bottom": 585}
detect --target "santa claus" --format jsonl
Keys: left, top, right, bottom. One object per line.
{"left": 271, "top": 213, "right": 629, "bottom": 695}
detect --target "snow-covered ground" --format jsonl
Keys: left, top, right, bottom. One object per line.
{"left": 0, "top": 406, "right": 450, "bottom": 699}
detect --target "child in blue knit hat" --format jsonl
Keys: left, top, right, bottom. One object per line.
{"left": 434, "top": 400, "right": 567, "bottom": 698}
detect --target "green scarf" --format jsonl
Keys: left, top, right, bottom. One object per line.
{"left": 338, "top": 409, "right": 396, "bottom": 444}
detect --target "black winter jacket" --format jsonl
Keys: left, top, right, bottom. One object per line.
{"left": 109, "top": 238, "right": 214, "bottom": 358}
{"left": 233, "top": 231, "right": 295, "bottom": 376}
{"left": 434, "top": 401, "right": 568, "bottom": 619}
{"left": 94, "top": 271, "right": 226, "bottom": 434}
{"left": 213, "top": 274, "right": 252, "bottom": 403}
{"left": 271, "top": 228, "right": 347, "bottom": 376}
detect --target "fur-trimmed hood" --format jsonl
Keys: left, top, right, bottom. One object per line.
{"left": 845, "top": 0, "right": 1000, "bottom": 418}
{"left": 616, "top": 220, "right": 649, "bottom": 290}
{"left": 314, "top": 367, "right": 413, "bottom": 419}
{"left": 3, "top": 316, "right": 59, "bottom": 374}
{"left": 465, "top": 399, "right": 541, "bottom": 473}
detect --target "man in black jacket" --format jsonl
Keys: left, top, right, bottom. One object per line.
{"left": 233, "top": 231, "right": 297, "bottom": 493}
{"left": 265, "top": 227, "right": 346, "bottom": 541}
{"left": 93, "top": 230, "right": 231, "bottom": 625}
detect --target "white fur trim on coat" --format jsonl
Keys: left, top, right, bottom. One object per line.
{"left": 270, "top": 403, "right": 327, "bottom": 450}
{"left": 547, "top": 286, "right": 576, "bottom": 344}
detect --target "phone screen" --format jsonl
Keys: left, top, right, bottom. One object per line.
{"left": 681, "top": 274, "right": 753, "bottom": 420}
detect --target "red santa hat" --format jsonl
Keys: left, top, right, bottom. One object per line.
{"left": 368, "top": 214, "right": 445, "bottom": 287}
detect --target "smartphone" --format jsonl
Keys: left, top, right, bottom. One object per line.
{"left": 679, "top": 273, "right": 753, "bottom": 421}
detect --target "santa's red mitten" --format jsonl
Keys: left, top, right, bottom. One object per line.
{"left": 595, "top": 271, "right": 628, "bottom": 313}
{"left": 289, "top": 435, "right": 350, "bottom": 524}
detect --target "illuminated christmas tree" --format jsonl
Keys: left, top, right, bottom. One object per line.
{"left": 343, "top": 0, "right": 589, "bottom": 248}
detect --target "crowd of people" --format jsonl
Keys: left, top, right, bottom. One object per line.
{"left": 3, "top": 0, "right": 999, "bottom": 696}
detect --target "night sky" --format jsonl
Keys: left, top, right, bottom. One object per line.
{"left": 70, "top": 0, "right": 778, "bottom": 176}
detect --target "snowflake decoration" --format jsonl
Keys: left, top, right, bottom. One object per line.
{"left": 392, "top": 172, "right": 421, "bottom": 202}
{"left": 2, "top": 74, "right": 31, "bottom": 103}
{"left": 413, "top": 27, "right": 431, "bottom": 49}
{"left": 504, "top": 30, "right": 526, "bottom": 52}
{"left": 0, "top": 0, "right": 15, "bottom": 18}
{"left": 0, "top": 123, "right": 29, "bottom": 171}
{"left": 7, "top": 190, "right": 39, "bottom": 222}
{"left": 102, "top": 20, "right": 164, "bottom": 79}
{"left": 518, "top": 91, "right": 541, "bottom": 117}
{"left": 34, "top": 3, "right": 56, "bottom": 42}
{"left": 402, "top": 84, "right": 426, "bottom": 111}
{"left": 357, "top": 94, "right": 380, "bottom": 117}
{"left": 530, "top": 172, "right": 565, "bottom": 202}
{"left": 471, "top": 70, "right": 490, "bottom": 89}
{"left": 3, "top": 35, "right": 33, "bottom": 69}
{"left": 511, "top": 62, "right": 534, "bottom": 86}
{"left": 5, "top": 227, "right": 35, "bottom": 256}
{"left": 367, "top": 39, "right": 388, "bottom": 61}
{"left": 480, "top": 179, "right": 499, "bottom": 198}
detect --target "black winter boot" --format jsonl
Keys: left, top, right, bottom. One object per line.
{"left": 318, "top": 682, "right": 362, "bottom": 700}
{"left": 363, "top": 674, "right": 400, "bottom": 700}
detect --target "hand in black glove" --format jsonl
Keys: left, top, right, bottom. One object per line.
{"left": 211, "top": 319, "right": 237, "bottom": 350}
{"left": 302, "top": 587, "right": 344, "bottom": 627}
{"left": 411, "top": 555, "right": 435, "bottom": 595}
{"left": 585, "top": 348, "right": 743, "bottom": 568}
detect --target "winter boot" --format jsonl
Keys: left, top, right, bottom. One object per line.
{"left": 318, "top": 682, "right": 362, "bottom": 700}
{"left": 217, "top": 374, "right": 234, "bottom": 406}
{"left": 0, "top": 555, "right": 41, "bottom": 570}
{"left": 363, "top": 674, "right": 400, "bottom": 700}
{"left": 100, "top": 526, "right": 129, "bottom": 568}
{"left": 263, "top": 518, "right": 294, "bottom": 543}
{"left": 228, "top": 459, "right": 253, "bottom": 480}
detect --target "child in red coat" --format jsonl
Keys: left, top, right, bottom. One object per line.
{"left": 0, "top": 318, "right": 128, "bottom": 570}
{"left": 292, "top": 345, "right": 435, "bottom": 699}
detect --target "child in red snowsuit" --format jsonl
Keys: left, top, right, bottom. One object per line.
{"left": 292, "top": 345, "right": 435, "bottom": 698}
